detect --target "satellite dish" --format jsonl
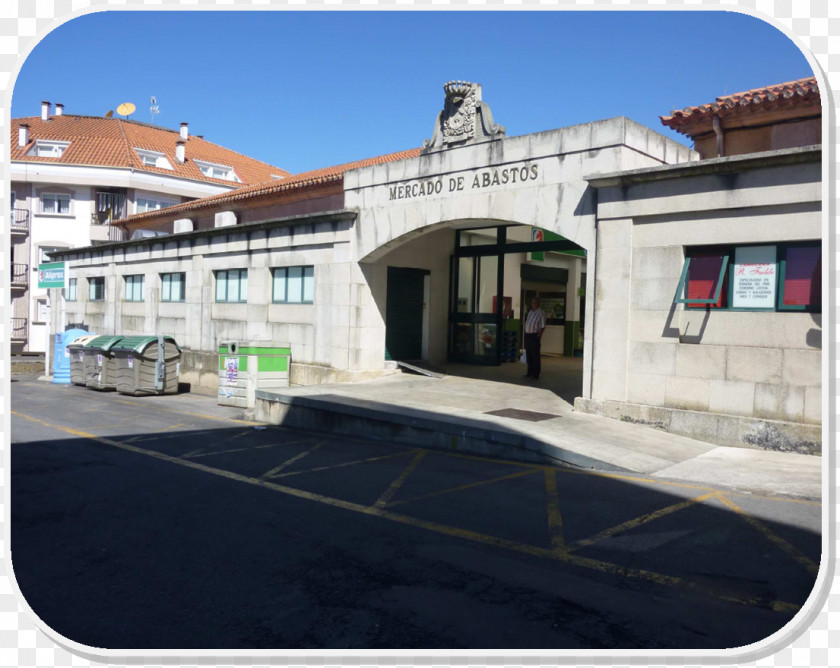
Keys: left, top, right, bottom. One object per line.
{"left": 105, "top": 110, "right": 114, "bottom": 118}
{"left": 116, "top": 102, "right": 136, "bottom": 117}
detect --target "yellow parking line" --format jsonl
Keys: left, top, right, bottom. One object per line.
{"left": 385, "top": 469, "right": 540, "bottom": 509}
{"left": 260, "top": 442, "right": 324, "bottom": 479}
{"left": 10, "top": 408, "right": 810, "bottom": 614}
{"left": 570, "top": 491, "right": 719, "bottom": 552}
{"left": 544, "top": 469, "right": 567, "bottom": 552}
{"left": 440, "top": 449, "right": 547, "bottom": 470}
{"left": 715, "top": 493, "right": 819, "bottom": 575}
{"left": 373, "top": 451, "right": 427, "bottom": 509}
{"left": 271, "top": 449, "right": 419, "bottom": 479}
{"left": 561, "top": 468, "right": 821, "bottom": 507}
{"left": 122, "top": 422, "right": 186, "bottom": 443}
{"left": 187, "top": 439, "right": 308, "bottom": 459}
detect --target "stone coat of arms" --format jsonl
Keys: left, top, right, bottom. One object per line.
{"left": 423, "top": 81, "right": 505, "bottom": 152}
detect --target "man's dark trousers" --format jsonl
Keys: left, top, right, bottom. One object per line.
{"left": 524, "top": 332, "right": 541, "bottom": 378}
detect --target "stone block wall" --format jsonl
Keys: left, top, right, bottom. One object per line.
{"left": 584, "top": 149, "right": 822, "bottom": 450}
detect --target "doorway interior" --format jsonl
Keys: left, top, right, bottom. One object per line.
{"left": 448, "top": 224, "right": 586, "bottom": 367}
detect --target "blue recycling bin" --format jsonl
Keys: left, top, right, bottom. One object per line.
{"left": 53, "top": 328, "right": 90, "bottom": 384}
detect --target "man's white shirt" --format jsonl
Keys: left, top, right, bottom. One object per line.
{"left": 525, "top": 308, "right": 546, "bottom": 334}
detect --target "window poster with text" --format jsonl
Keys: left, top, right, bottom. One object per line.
{"left": 732, "top": 245, "right": 776, "bottom": 308}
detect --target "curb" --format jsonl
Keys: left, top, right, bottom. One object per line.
{"left": 254, "top": 390, "right": 631, "bottom": 472}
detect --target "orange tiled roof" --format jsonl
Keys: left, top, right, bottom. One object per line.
{"left": 660, "top": 77, "right": 820, "bottom": 135}
{"left": 118, "top": 147, "right": 423, "bottom": 226}
{"left": 11, "top": 114, "right": 290, "bottom": 185}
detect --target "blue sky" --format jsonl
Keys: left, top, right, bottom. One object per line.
{"left": 11, "top": 10, "right": 813, "bottom": 174}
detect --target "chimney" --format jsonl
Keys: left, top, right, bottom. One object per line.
{"left": 18, "top": 123, "right": 30, "bottom": 147}
{"left": 41, "top": 100, "right": 51, "bottom": 121}
{"left": 175, "top": 140, "right": 185, "bottom": 164}
{"left": 55, "top": 103, "right": 64, "bottom": 116}
{"left": 180, "top": 122, "right": 189, "bottom": 140}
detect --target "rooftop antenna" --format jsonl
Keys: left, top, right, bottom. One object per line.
{"left": 116, "top": 102, "right": 135, "bottom": 119}
{"left": 149, "top": 96, "right": 160, "bottom": 124}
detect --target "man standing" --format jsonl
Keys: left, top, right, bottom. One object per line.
{"left": 523, "top": 297, "right": 546, "bottom": 379}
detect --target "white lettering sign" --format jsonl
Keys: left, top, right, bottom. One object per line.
{"left": 732, "top": 245, "right": 777, "bottom": 309}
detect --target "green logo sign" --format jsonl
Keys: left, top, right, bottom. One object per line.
{"left": 38, "top": 262, "right": 66, "bottom": 289}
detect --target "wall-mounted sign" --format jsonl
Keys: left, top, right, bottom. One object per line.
{"left": 384, "top": 161, "right": 541, "bottom": 203}
{"left": 732, "top": 245, "right": 777, "bottom": 309}
{"left": 37, "top": 262, "right": 66, "bottom": 289}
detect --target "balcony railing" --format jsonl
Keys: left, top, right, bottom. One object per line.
{"left": 11, "top": 208, "right": 29, "bottom": 235}
{"left": 11, "top": 318, "right": 27, "bottom": 341}
{"left": 11, "top": 263, "right": 29, "bottom": 289}
{"left": 90, "top": 214, "right": 127, "bottom": 243}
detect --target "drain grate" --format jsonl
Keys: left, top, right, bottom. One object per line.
{"left": 484, "top": 408, "right": 561, "bottom": 422}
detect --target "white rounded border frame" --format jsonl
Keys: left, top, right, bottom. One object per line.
{"left": 0, "top": 1, "right": 835, "bottom": 667}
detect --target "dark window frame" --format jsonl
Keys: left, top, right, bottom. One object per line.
{"left": 88, "top": 276, "right": 105, "bottom": 302}
{"left": 214, "top": 268, "right": 248, "bottom": 303}
{"left": 124, "top": 274, "right": 145, "bottom": 302}
{"left": 160, "top": 272, "right": 186, "bottom": 303}
{"left": 271, "top": 266, "right": 314, "bottom": 304}
{"left": 675, "top": 242, "right": 821, "bottom": 313}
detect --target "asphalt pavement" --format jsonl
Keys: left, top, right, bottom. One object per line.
{"left": 9, "top": 376, "right": 823, "bottom": 652}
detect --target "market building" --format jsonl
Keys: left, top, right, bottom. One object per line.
{"left": 51, "top": 77, "right": 823, "bottom": 451}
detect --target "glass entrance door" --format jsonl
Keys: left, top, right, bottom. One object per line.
{"left": 448, "top": 254, "right": 502, "bottom": 364}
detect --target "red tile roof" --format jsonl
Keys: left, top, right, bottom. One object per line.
{"left": 11, "top": 114, "right": 291, "bottom": 185}
{"left": 118, "top": 147, "right": 423, "bottom": 227}
{"left": 660, "top": 77, "right": 820, "bottom": 135}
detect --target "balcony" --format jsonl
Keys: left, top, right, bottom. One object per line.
{"left": 91, "top": 212, "right": 127, "bottom": 243}
{"left": 11, "top": 263, "right": 29, "bottom": 290}
{"left": 11, "top": 208, "right": 29, "bottom": 236}
{"left": 11, "top": 318, "right": 27, "bottom": 342}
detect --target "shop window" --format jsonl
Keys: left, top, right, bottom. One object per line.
{"left": 161, "top": 272, "right": 186, "bottom": 302}
{"left": 674, "top": 250, "right": 729, "bottom": 308}
{"left": 272, "top": 266, "right": 314, "bottom": 304}
{"left": 215, "top": 269, "right": 247, "bottom": 303}
{"left": 731, "top": 245, "right": 777, "bottom": 309}
{"left": 779, "top": 245, "right": 821, "bottom": 310}
{"left": 89, "top": 277, "right": 105, "bottom": 301}
{"left": 675, "top": 242, "right": 820, "bottom": 312}
{"left": 124, "top": 275, "right": 145, "bottom": 302}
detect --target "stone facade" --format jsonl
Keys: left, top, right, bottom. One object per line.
{"left": 576, "top": 147, "right": 821, "bottom": 451}
{"left": 50, "top": 110, "right": 821, "bottom": 451}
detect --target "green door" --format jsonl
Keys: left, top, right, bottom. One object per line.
{"left": 385, "top": 267, "right": 427, "bottom": 361}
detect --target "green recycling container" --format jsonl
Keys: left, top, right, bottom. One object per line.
{"left": 84, "top": 335, "right": 125, "bottom": 391}
{"left": 112, "top": 336, "right": 181, "bottom": 396}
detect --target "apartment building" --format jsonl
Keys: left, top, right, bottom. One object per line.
{"left": 10, "top": 101, "right": 290, "bottom": 352}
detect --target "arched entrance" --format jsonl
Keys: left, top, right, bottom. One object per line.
{"left": 362, "top": 220, "right": 587, "bottom": 404}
